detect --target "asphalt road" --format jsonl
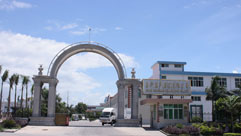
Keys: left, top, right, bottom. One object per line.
{"left": 0, "top": 120, "right": 166, "bottom": 136}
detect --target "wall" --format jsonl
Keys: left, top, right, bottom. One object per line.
{"left": 150, "top": 63, "right": 160, "bottom": 79}
{"left": 138, "top": 94, "right": 151, "bottom": 125}
{"left": 152, "top": 103, "right": 189, "bottom": 129}
{"left": 160, "top": 64, "right": 183, "bottom": 72}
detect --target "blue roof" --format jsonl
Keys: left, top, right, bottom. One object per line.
{"left": 192, "top": 91, "right": 207, "bottom": 95}
{"left": 160, "top": 71, "right": 241, "bottom": 77}
{"left": 157, "top": 61, "right": 187, "bottom": 65}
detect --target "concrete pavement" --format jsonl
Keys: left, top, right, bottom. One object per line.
{"left": 0, "top": 120, "right": 166, "bottom": 136}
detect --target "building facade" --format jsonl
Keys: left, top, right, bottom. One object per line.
{"left": 103, "top": 61, "right": 241, "bottom": 128}
{"left": 139, "top": 61, "right": 241, "bottom": 128}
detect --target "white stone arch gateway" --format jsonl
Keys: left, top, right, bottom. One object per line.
{"left": 30, "top": 42, "right": 141, "bottom": 126}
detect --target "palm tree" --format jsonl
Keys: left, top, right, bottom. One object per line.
{"left": 14, "top": 74, "right": 19, "bottom": 110}
{"left": 205, "top": 76, "right": 227, "bottom": 121}
{"left": 217, "top": 96, "right": 241, "bottom": 132}
{"left": 24, "top": 76, "right": 30, "bottom": 109}
{"left": 30, "top": 84, "right": 34, "bottom": 109}
{"left": 20, "top": 76, "right": 25, "bottom": 113}
{"left": 7, "top": 74, "right": 15, "bottom": 116}
{"left": 0, "top": 70, "right": 9, "bottom": 117}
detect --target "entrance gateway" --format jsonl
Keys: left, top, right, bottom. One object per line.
{"left": 29, "top": 42, "right": 141, "bottom": 127}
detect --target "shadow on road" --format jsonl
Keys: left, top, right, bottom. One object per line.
{"left": 142, "top": 127, "right": 159, "bottom": 131}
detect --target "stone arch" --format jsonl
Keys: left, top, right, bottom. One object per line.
{"left": 30, "top": 43, "right": 140, "bottom": 127}
{"left": 49, "top": 44, "right": 125, "bottom": 80}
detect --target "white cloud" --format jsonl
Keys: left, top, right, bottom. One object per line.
{"left": 117, "top": 53, "right": 139, "bottom": 68}
{"left": 60, "top": 23, "right": 78, "bottom": 30}
{"left": 0, "top": 31, "right": 138, "bottom": 105}
{"left": 45, "top": 21, "right": 78, "bottom": 31}
{"left": 70, "top": 28, "right": 88, "bottom": 35}
{"left": 44, "top": 20, "right": 106, "bottom": 36}
{"left": 0, "top": 0, "right": 32, "bottom": 10}
{"left": 233, "top": 70, "right": 238, "bottom": 73}
{"left": 115, "top": 27, "right": 123, "bottom": 31}
{"left": 70, "top": 26, "right": 106, "bottom": 35}
{"left": 233, "top": 69, "right": 241, "bottom": 74}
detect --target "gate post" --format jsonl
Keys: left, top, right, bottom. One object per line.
{"left": 117, "top": 80, "right": 126, "bottom": 119}
{"left": 47, "top": 78, "right": 58, "bottom": 117}
{"left": 32, "top": 77, "right": 42, "bottom": 117}
{"left": 131, "top": 82, "right": 139, "bottom": 119}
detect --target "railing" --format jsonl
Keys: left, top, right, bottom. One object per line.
{"left": 47, "top": 41, "right": 127, "bottom": 78}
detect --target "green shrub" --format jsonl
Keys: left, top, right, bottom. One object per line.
{"left": 223, "top": 133, "right": 241, "bottom": 136}
{"left": 191, "top": 117, "right": 203, "bottom": 123}
{"left": 15, "top": 108, "right": 32, "bottom": 117}
{"left": 78, "top": 115, "right": 82, "bottom": 120}
{"left": 234, "top": 123, "right": 241, "bottom": 133}
{"left": 89, "top": 118, "right": 96, "bottom": 122}
{"left": 0, "top": 125, "right": 3, "bottom": 132}
{"left": 2, "top": 120, "right": 17, "bottom": 129}
{"left": 199, "top": 125, "right": 223, "bottom": 135}
{"left": 163, "top": 125, "right": 200, "bottom": 135}
{"left": 176, "top": 123, "right": 183, "bottom": 129}
{"left": 192, "top": 123, "right": 202, "bottom": 128}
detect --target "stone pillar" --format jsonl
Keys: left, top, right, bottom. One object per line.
{"left": 47, "top": 78, "right": 58, "bottom": 117}
{"left": 32, "top": 78, "right": 42, "bottom": 117}
{"left": 131, "top": 83, "right": 139, "bottom": 119}
{"left": 117, "top": 80, "right": 126, "bottom": 119}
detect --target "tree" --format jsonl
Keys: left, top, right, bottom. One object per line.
{"left": 216, "top": 96, "right": 241, "bottom": 132}
{"left": 56, "top": 93, "right": 68, "bottom": 113}
{"left": 67, "top": 104, "right": 75, "bottom": 117}
{"left": 20, "top": 76, "right": 24, "bottom": 113}
{"left": 0, "top": 70, "right": 9, "bottom": 117}
{"left": 7, "top": 74, "right": 15, "bottom": 116}
{"left": 24, "top": 76, "right": 30, "bottom": 109}
{"left": 30, "top": 84, "right": 34, "bottom": 108}
{"left": 14, "top": 74, "right": 19, "bottom": 109}
{"left": 231, "top": 85, "right": 241, "bottom": 96}
{"left": 41, "top": 87, "right": 48, "bottom": 116}
{"left": 40, "top": 88, "right": 70, "bottom": 116}
{"left": 205, "top": 76, "right": 227, "bottom": 121}
{"left": 75, "top": 102, "right": 87, "bottom": 114}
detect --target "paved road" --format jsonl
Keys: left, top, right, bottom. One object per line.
{"left": 0, "top": 120, "right": 166, "bottom": 136}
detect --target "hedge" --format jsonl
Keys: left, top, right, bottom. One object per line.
{"left": 223, "top": 133, "right": 241, "bottom": 136}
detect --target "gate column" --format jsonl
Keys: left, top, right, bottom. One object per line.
{"left": 32, "top": 77, "right": 42, "bottom": 117}
{"left": 131, "top": 83, "right": 139, "bottom": 119}
{"left": 117, "top": 80, "right": 126, "bottom": 119}
{"left": 47, "top": 78, "right": 58, "bottom": 117}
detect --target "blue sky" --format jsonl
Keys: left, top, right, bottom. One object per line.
{"left": 0, "top": 0, "right": 241, "bottom": 105}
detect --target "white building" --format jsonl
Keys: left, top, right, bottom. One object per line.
{"left": 139, "top": 61, "right": 241, "bottom": 128}
{"left": 103, "top": 61, "right": 241, "bottom": 128}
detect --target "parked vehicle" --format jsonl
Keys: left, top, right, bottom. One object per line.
{"left": 99, "top": 108, "right": 117, "bottom": 126}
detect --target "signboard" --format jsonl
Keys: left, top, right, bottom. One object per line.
{"left": 142, "top": 79, "right": 191, "bottom": 95}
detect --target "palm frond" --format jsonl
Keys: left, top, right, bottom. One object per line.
{"left": 14, "top": 74, "right": 19, "bottom": 85}
{"left": 9, "top": 74, "right": 15, "bottom": 88}
{"left": 1, "top": 70, "right": 9, "bottom": 82}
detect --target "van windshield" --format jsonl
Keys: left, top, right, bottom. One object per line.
{"left": 101, "top": 112, "right": 110, "bottom": 117}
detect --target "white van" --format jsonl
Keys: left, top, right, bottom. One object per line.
{"left": 99, "top": 108, "right": 117, "bottom": 126}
